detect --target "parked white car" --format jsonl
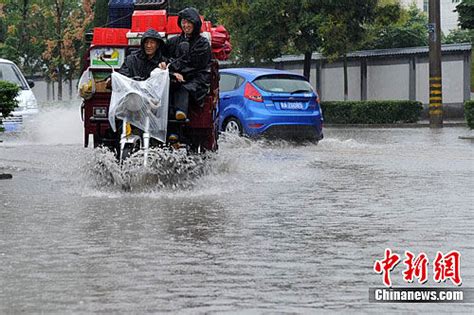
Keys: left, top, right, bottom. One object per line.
{"left": 0, "top": 58, "right": 38, "bottom": 131}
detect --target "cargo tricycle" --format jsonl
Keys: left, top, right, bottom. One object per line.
{"left": 79, "top": 1, "right": 231, "bottom": 164}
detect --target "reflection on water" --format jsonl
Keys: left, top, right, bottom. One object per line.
{"left": 1, "top": 107, "right": 473, "bottom": 312}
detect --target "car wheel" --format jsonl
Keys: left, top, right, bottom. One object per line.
{"left": 224, "top": 118, "right": 243, "bottom": 136}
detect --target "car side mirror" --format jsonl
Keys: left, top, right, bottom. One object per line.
{"left": 27, "top": 80, "right": 35, "bottom": 88}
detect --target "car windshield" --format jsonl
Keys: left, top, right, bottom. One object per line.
{"left": 0, "top": 62, "right": 28, "bottom": 90}
{"left": 253, "top": 74, "right": 313, "bottom": 94}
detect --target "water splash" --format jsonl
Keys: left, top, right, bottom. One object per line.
{"left": 88, "top": 146, "right": 215, "bottom": 192}
{"left": 3, "top": 101, "right": 83, "bottom": 146}
{"left": 85, "top": 133, "right": 323, "bottom": 194}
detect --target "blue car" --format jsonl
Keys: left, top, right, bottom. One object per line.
{"left": 218, "top": 68, "right": 323, "bottom": 141}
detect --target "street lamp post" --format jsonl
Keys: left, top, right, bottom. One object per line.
{"left": 428, "top": 0, "right": 443, "bottom": 127}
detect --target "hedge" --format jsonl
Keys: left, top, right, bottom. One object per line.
{"left": 0, "top": 80, "right": 19, "bottom": 119}
{"left": 465, "top": 100, "right": 474, "bottom": 129}
{"left": 320, "top": 100, "right": 423, "bottom": 124}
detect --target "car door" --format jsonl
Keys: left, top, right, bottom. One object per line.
{"left": 219, "top": 73, "right": 245, "bottom": 121}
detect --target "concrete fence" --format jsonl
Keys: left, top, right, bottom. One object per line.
{"left": 31, "top": 79, "right": 80, "bottom": 103}
{"left": 30, "top": 43, "right": 472, "bottom": 118}
{"left": 224, "top": 43, "right": 472, "bottom": 118}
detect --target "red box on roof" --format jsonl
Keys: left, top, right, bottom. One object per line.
{"left": 202, "top": 21, "right": 212, "bottom": 32}
{"left": 92, "top": 28, "right": 129, "bottom": 45}
{"left": 166, "top": 15, "right": 181, "bottom": 34}
{"left": 131, "top": 10, "right": 167, "bottom": 33}
{"left": 166, "top": 15, "right": 209, "bottom": 34}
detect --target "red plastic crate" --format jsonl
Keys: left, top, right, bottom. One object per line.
{"left": 131, "top": 10, "right": 167, "bottom": 33}
{"left": 167, "top": 15, "right": 209, "bottom": 34}
{"left": 166, "top": 15, "right": 181, "bottom": 34}
{"left": 202, "top": 21, "right": 212, "bottom": 32}
{"left": 92, "top": 28, "right": 129, "bottom": 45}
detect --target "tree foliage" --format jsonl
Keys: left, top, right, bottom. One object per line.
{"left": 169, "top": 0, "right": 219, "bottom": 23}
{"left": 42, "top": 0, "right": 94, "bottom": 99}
{"left": 0, "top": 0, "right": 442, "bottom": 93}
{"left": 93, "top": 0, "right": 108, "bottom": 28}
{"left": 316, "top": 0, "right": 376, "bottom": 99}
{"left": 219, "top": 0, "right": 378, "bottom": 81}
{"left": 0, "top": 80, "right": 19, "bottom": 118}
{"left": 443, "top": 28, "right": 473, "bottom": 44}
{"left": 218, "top": 0, "right": 322, "bottom": 65}
{"left": 362, "top": 3, "right": 428, "bottom": 50}
{"left": 456, "top": 0, "right": 474, "bottom": 29}
{"left": 0, "top": 0, "right": 94, "bottom": 99}
{"left": 0, "top": 0, "right": 48, "bottom": 76}
{"left": 319, "top": 0, "right": 376, "bottom": 60}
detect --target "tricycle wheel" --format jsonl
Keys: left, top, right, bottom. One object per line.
{"left": 120, "top": 141, "right": 140, "bottom": 163}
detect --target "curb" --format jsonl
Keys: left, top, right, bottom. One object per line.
{"left": 325, "top": 121, "right": 467, "bottom": 128}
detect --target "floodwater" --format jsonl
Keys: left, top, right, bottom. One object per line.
{"left": 1, "top": 102, "right": 473, "bottom": 313}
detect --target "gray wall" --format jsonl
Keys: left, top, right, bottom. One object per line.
{"left": 320, "top": 63, "right": 361, "bottom": 101}
{"left": 31, "top": 80, "right": 79, "bottom": 103}
{"left": 266, "top": 45, "right": 472, "bottom": 118}
{"left": 367, "top": 61, "right": 409, "bottom": 100}
{"left": 280, "top": 56, "right": 468, "bottom": 103}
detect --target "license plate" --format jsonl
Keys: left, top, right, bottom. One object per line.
{"left": 279, "top": 102, "right": 304, "bottom": 110}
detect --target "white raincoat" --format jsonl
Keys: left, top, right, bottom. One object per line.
{"left": 109, "top": 68, "right": 170, "bottom": 143}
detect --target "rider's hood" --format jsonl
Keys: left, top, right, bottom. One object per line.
{"left": 140, "top": 29, "right": 165, "bottom": 51}
{"left": 177, "top": 7, "right": 202, "bottom": 38}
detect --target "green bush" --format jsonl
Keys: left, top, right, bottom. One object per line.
{"left": 465, "top": 100, "right": 474, "bottom": 129}
{"left": 0, "top": 80, "right": 19, "bottom": 119}
{"left": 320, "top": 100, "right": 422, "bottom": 124}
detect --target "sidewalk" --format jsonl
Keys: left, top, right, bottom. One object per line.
{"left": 325, "top": 120, "right": 468, "bottom": 128}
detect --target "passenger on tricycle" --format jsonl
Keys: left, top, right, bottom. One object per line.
{"left": 165, "top": 7, "right": 212, "bottom": 126}
{"left": 115, "top": 8, "right": 215, "bottom": 162}
{"left": 80, "top": 7, "right": 222, "bottom": 163}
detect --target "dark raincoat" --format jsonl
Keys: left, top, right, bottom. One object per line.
{"left": 119, "top": 29, "right": 165, "bottom": 79}
{"left": 165, "top": 7, "right": 212, "bottom": 103}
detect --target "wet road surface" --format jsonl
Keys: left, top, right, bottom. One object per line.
{"left": 1, "top": 105, "right": 473, "bottom": 313}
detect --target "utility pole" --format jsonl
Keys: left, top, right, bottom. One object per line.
{"left": 428, "top": 0, "right": 443, "bottom": 127}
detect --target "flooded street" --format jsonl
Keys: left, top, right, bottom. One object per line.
{"left": 1, "top": 104, "right": 473, "bottom": 313}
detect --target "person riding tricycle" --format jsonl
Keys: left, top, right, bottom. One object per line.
{"left": 80, "top": 7, "right": 224, "bottom": 165}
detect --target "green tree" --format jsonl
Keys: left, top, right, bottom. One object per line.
{"left": 219, "top": 0, "right": 377, "bottom": 81}
{"left": 0, "top": 0, "right": 21, "bottom": 64}
{"left": 362, "top": 4, "right": 428, "bottom": 50}
{"left": 455, "top": 0, "right": 474, "bottom": 29}
{"left": 63, "top": 1, "right": 94, "bottom": 98}
{"left": 453, "top": 0, "right": 474, "bottom": 91}
{"left": 280, "top": 0, "right": 323, "bottom": 79}
{"left": 244, "top": 0, "right": 292, "bottom": 63}
{"left": 0, "top": 80, "right": 19, "bottom": 118}
{"left": 0, "top": 0, "right": 46, "bottom": 75}
{"left": 168, "top": 0, "right": 219, "bottom": 23}
{"left": 42, "top": 0, "right": 94, "bottom": 100}
{"left": 443, "top": 28, "right": 473, "bottom": 44}
{"left": 217, "top": 0, "right": 252, "bottom": 63}
{"left": 218, "top": 0, "right": 323, "bottom": 79}
{"left": 93, "top": 0, "right": 107, "bottom": 27}
{"left": 318, "top": 0, "right": 377, "bottom": 100}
